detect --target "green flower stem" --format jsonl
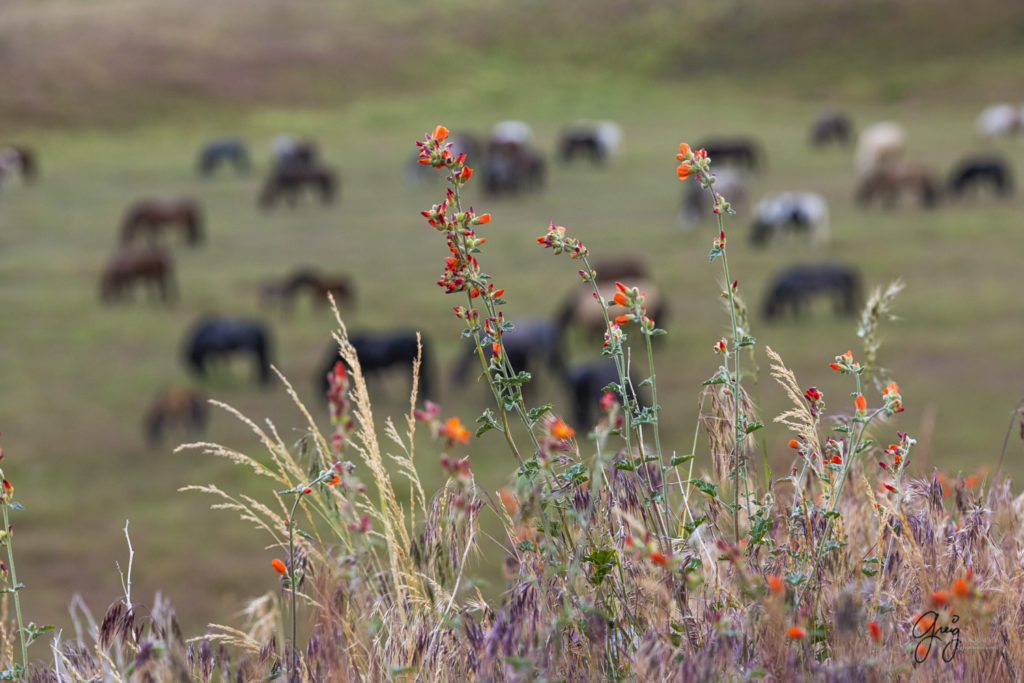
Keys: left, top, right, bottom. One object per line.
{"left": 1, "top": 503, "right": 26, "bottom": 672}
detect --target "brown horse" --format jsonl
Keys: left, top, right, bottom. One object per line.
{"left": 262, "top": 268, "right": 356, "bottom": 312}
{"left": 144, "top": 387, "right": 208, "bottom": 446}
{"left": 121, "top": 198, "right": 203, "bottom": 246}
{"left": 557, "top": 279, "right": 667, "bottom": 343}
{"left": 258, "top": 165, "right": 337, "bottom": 209}
{"left": 99, "top": 248, "right": 176, "bottom": 303}
{"left": 856, "top": 163, "right": 940, "bottom": 209}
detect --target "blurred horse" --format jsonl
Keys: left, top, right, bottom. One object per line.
{"left": 0, "top": 146, "right": 37, "bottom": 184}
{"left": 262, "top": 268, "right": 356, "bottom": 312}
{"left": 856, "top": 163, "right": 940, "bottom": 209}
{"left": 184, "top": 316, "right": 272, "bottom": 385}
{"left": 559, "top": 120, "right": 623, "bottom": 165}
{"left": 810, "top": 111, "right": 853, "bottom": 147}
{"left": 121, "top": 198, "right": 203, "bottom": 246}
{"left": 563, "top": 357, "right": 642, "bottom": 429}
{"left": 258, "top": 165, "right": 337, "bottom": 209}
{"left": 482, "top": 142, "right": 545, "bottom": 196}
{"left": 855, "top": 122, "right": 906, "bottom": 179}
{"left": 197, "top": 138, "right": 250, "bottom": 176}
{"left": 762, "top": 264, "right": 861, "bottom": 321}
{"left": 696, "top": 137, "right": 762, "bottom": 170}
{"left": 948, "top": 154, "right": 1013, "bottom": 199}
{"left": 451, "top": 318, "right": 565, "bottom": 396}
{"left": 318, "top": 331, "right": 433, "bottom": 400}
{"left": 490, "top": 120, "right": 534, "bottom": 147}
{"left": 681, "top": 168, "right": 748, "bottom": 224}
{"left": 975, "top": 104, "right": 1021, "bottom": 138}
{"left": 270, "top": 135, "right": 320, "bottom": 169}
{"left": 99, "top": 248, "right": 176, "bottom": 304}
{"left": 591, "top": 255, "right": 650, "bottom": 284}
{"left": 144, "top": 387, "right": 208, "bottom": 446}
{"left": 750, "top": 192, "right": 829, "bottom": 248}
{"left": 557, "top": 279, "right": 667, "bottom": 343}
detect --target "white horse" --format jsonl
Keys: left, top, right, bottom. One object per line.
{"left": 976, "top": 104, "right": 1021, "bottom": 138}
{"left": 855, "top": 122, "right": 906, "bottom": 178}
{"left": 750, "top": 192, "right": 829, "bottom": 248}
{"left": 490, "top": 120, "right": 534, "bottom": 147}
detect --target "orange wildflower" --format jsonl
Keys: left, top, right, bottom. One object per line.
{"left": 677, "top": 142, "right": 691, "bottom": 159}
{"left": 442, "top": 417, "right": 470, "bottom": 444}
{"left": 786, "top": 625, "right": 805, "bottom": 640}
{"left": 612, "top": 291, "right": 628, "bottom": 306}
{"left": 431, "top": 125, "right": 449, "bottom": 142}
{"left": 491, "top": 341, "right": 501, "bottom": 358}
{"left": 868, "top": 619, "right": 882, "bottom": 641}
{"left": 551, "top": 418, "right": 575, "bottom": 440}
{"left": 327, "top": 474, "right": 340, "bottom": 485}
{"left": 498, "top": 487, "right": 519, "bottom": 514}
{"left": 475, "top": 213, "right": 491, "bottom": 224}
{"left": 676, "top": 163, "right": 691, "bottom": 179}
{"left": 966, "top": 474, "right": 979, "bottom": 487}
{"left": 931, "top": 589, "right": 949, "bottom": 607}
{"left": 912, "top": 612, "right": 936, "bottom": 631}
{"left": 916, "top": 642, "right": 929, "bottom": 660}
{"left": 829, "top": 362, "right": 843, "bottom": 371}
{"left": 614, "top": 314, "right": 631, "bottom": 325}
{"left": 766, "top": 575, "right": 784, "bottom": 594}
{"left": 788, "top": 439, "right": 799, "bottom": 449}
{"left": 882, "top": 382, "right": 899, "bottom": 395}
{"left": 830, "top": 455, "right": 842, "bottom": 465}
{"left": 951, "top": 578, "right": 969, "bottom": 599}
{"left": 271, "top": 558, "right": 287, "bottom": 575}
{"left": 649, "top": 551, "right": 668, "bottom": 566}
{"left": 855, "top": 394, "right": 867, "bottom": 411}
{"left": 459, "top": 166, "right": 473, "bottom": 181}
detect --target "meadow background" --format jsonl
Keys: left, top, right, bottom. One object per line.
{"left": 2, "top": 0, "right": 1024, "bottom": 638}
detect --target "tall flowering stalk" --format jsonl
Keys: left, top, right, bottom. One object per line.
{"left": 676, "top": 144, "right": 756, "bottom": 542}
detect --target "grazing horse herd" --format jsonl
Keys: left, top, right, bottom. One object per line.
{"left": 3, "top": 102, "right": 1018, "bottom": 443}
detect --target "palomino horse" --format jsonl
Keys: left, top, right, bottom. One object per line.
{"left": 856, "top": 163, "right": 940, "bottom": 209}
{"left": 197, "top": 138, "right": 250, "bottom": 176}
{"left": 762, "top": 264, "right": 861, "bottom": 321}
{"left": 144, "top": 387, "right": 208, "bottom": 446}
{"left": 318, "top": 331, "right": 433, "bottom": 401}
{"left": 948, "top": 154, "right": 1013, "bottom": 199}
{"left": 184, "top": 316, "right": 273, "bottom": 385}
{"left": 258, "top": 165, "right": 337, "bottom": 209}
{"left": 99, "top": 248, "right": 176, "bottom": 304}
{"left": 262, "top": 268, "right": 356, "bottom": 312}
{"left": 749, "top": 192, "right": 830, "bottom": 248}
{"left": 121, "top": 198, "right": 203, "bottom": 246}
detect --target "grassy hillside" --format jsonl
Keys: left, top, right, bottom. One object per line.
{"left": 1, "top": 0, "right": 1023, "bottom": 640}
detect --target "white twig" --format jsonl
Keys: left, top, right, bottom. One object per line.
{"left": 116, "top": 520, "right": 134, "bottom": 607}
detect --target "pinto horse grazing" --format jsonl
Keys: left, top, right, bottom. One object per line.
{"left": 948, "top": 154, "right": 1013, "bottom": 199}
{"left": 263, "top": 268, "right": 356, "bottom": 312}
{"left": 696, "top": 137, "right": 762, "bottom": 170}
{"left": 144, "top": 387, "right": 208, "bottom": 446}
{"left": 99, "top": 248, "right": 176, "bottom": 304}
{"left": 856, "top": 163, "right": 940, "bottom": 209}
{"left": 762, "top": 264, "right": 861, "bottom": 321}
{"left": 559, "top": 120, "right": 623, "bottom": 165}
{"left": 197, "top": 138, "right": 250, "bottom": 176}
{"left": 318, "top": 331, "right": 433, "bottom": 400}
{"left": 258, "top": 164, "right": 337, "bottom": 209}
{"left": 0, "top": 146, "right": 37, "bottom": 184}
{"left": 121, "top": 198, "right": 203, "bottom": 246}
{"left": 184, "top": 316, "right": 273, "bottom": 385}
{"left": 451, "top": 318, "right": 565, "bottom": 396}
{"left": 810, "top": 111, "right": 853, "bottom": 147}
{"left": 750, "top": 192, "right": 830, "bottom": 248}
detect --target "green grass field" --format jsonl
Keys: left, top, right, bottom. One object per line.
{"left": 3, "top": 0, "right": 1024, "bottom": 638}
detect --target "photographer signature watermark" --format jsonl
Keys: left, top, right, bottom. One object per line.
{"left": 911, "top": 611, "right": 999, "bottom": 665}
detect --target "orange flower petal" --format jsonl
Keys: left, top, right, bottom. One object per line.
{"left": 271, "top": 558, "right": 287, "bottom": 575}
{"left": 431, "top": 125, "right": 449, "bottom": 142}
{"left": 786, "top": 625, "right": 805, "bottom": 640}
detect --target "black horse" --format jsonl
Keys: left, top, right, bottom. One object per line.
{"left": 482, "top": 142, "right": 545, "bottom": 196}
{"left": 451, "top": 318, "right": 565, "bottom": 395}
{"left": 762, "top": 264, "right": 861, "bottom": 321}
{"left": 184, "top": 316, "right": 273, "bottom": 384}
{"left": 809, "top": 112, "right": 853, "bottom": 147}
{"left": 318, "top": 331, "right": 433, "bottom": 400}
{"left": 948, "top": 154, "right": 1013, "bottom": 199}
{"left": 696, "top": 137, "right": 762, "bottom": 170}
{"left": 563, "top": 358, "right": 642, "bottom": 430}
{"left": 197, "top": 138, "right": 250, "bottom": 176}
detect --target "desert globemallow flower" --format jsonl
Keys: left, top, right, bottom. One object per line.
{"left": 271, "top": 558, "right": 287, "bottom": 575}
{"left": 786, "top": 625, "right": 805, "bottom": 640}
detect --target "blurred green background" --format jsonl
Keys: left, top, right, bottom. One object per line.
{"left": 2, "top": 0, "right": 1024, "bottom": 638}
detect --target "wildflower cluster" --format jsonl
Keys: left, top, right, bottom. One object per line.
{"left": 609, "top": 281, "right": 657, "bottom": 333}
{"left": 326, "top": 360, "right": 354, "bottom": 453}
{"left": 415, "top": 402, "right": 476, "bottom": 509}
{"left": 536, "top": 222, "right": 588, "bottom": 259}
